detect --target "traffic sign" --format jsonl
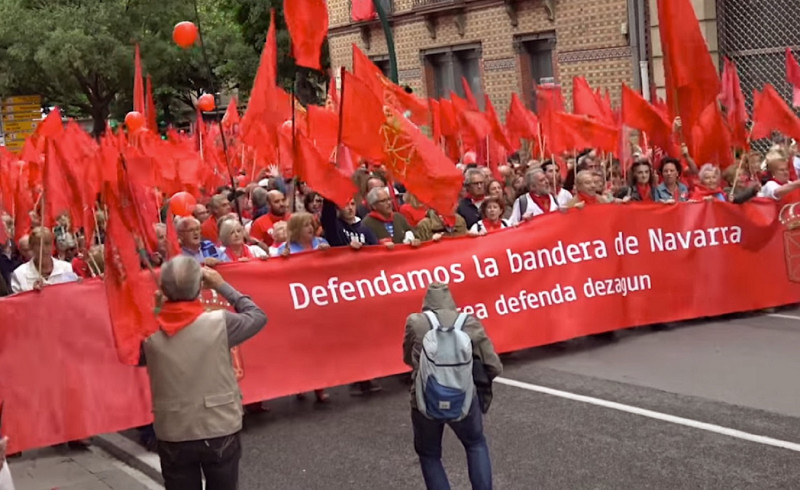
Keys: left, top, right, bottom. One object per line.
{"left": 2, "top": 120, "right": 38, "bottom": 133}
{"left": 2, "top": 95, "right": 41, "bottom": 106}
{"left": 1, "top": 103, "right": 41, "bottom": 113}
{"left": 2, "top": 112, "right": 41, "bottom": 122}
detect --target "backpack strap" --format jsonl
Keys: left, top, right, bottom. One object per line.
{"left": 453, "top": 312, "right": 469, "bottom": 331}
{"left": 423, "top": 310, "right": 441, "bottom": 330}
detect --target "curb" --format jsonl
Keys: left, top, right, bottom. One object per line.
{"left": 94, "top": 433, "right": 164, "bottom": 486}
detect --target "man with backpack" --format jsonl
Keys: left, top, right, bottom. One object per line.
{"left": 403, "top": 282, "right": 503, "bottom": 490}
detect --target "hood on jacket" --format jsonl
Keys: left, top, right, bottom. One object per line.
{"left": 422, "top": 282, "right": 458, "bottom": 312}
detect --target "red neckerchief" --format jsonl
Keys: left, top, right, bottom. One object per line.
{"left": 690, "top": 186, "right": 726, "bottom": 200}
{"left": 578, "top": 191, "right": 599, "bottom": 205}
{"left": 157, "top": 299, "right": 206, "bottom": 336}
{"left": 770, "top": 178, "right": 788, "bottom": 186}
{"left": 482, "top": 219, "right": 504, "bottom": 232}
{"left": 664, "top": 183, "right": 681, "bottom": 201}
{"left": 529, "top": 193, "right": 553, "bottom": 213}
{"left": 636, "top": 184, "right": 653, "bottom": 201}
{"left": 368, "top": 211, "right": 394, "bottom": 223}
{"left": 466, "top": 193, "right": 485, "bottom": 204}
{"left": 226, "top": 244, "right": 253, "bottom": 262}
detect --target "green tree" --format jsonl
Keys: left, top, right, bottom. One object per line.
{"left": 0, "top": 0, "right": 256, "bottom": 136}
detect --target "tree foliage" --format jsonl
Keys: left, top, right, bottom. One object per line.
{"left": 0, "top": 0, "right": 257, "bottom": 135}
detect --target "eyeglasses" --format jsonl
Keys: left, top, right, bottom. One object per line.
{"left": 470, "top": 181, "right": 486, "bottom": 186}
{"left": 375, "top": 198, "right": 392, "bottom": 204}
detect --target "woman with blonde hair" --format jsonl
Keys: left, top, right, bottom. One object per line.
{"left": 278, "top": 212, "right": 330, "bottom": 255}
{"left": 218, "top": 219, "right": 267, "bottom": 262}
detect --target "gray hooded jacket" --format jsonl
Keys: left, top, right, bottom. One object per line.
{"left": 403, "top": 282, "right": 503, "bottom": 409}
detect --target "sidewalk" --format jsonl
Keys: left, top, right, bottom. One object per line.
{"left": 7, "top": 441, "right": 162, "bottom": 490}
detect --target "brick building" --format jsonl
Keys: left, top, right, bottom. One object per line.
{"left": 327, "top": 0, "right": 798, "bottom": 119}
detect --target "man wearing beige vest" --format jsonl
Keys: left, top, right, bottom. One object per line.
{"left": 141, "top": 256, "right": 267, "bottom": 490}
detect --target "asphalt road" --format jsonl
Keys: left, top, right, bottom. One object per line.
{"left": 234, "top": 308, "right": 800, "bottom": 490}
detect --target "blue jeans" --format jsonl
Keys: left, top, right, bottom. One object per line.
{"left": 411, "top": 397, "right": 492, "bottom": 490}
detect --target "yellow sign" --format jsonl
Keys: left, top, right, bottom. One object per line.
{"left": 2, "top": 120, "right": 38, "bottom": 133}
{"left": 1, "top": 103, "right": 41, "bottom": 114}
{"left": 2, "top": 112, "right": 41, "bottom": 122}
{"left": 3, "top": 132, "right": 32, "bottom": 141}
{"left": 2, "top": 95, "right": 41, "bottom": 106}
{"left": 4, "top": 141, "right": 25, "bottom": 151}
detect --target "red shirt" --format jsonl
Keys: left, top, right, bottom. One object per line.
{"left": 201, "top": 216, "right": 219, "bottom": 244}
{"left": 250, "top": 213, "right": 290, "bottom": 246}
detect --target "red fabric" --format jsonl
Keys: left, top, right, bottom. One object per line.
{"left": 157, "top": 300, "right": 206, "bottom": 336}
{"left": 3, "top": 201, "right": 799, "bottom": 453}
{"left": 551, "top": 112, "right": 619, "bottom": 155}
{"left": 341, "top": 70, "right": 386, "bottom": 162}
{"left": 536, "top": 83, "right": 565, "bottom": 153}
{"left": 690, "top": 186, "right": 726, "bottom": 200}
{"left": 399, "top": 204, "right": 428, "bottom": 227}
{"left": 577, "top": 191, "right": 599, "bottom": 205}
{"left": 250, "top": 212, "right": 289, "bottom": 246}
{"left": 751, "top": 84, "right": 800, "bottom": 142}
{"left": 351, "top": 0, "right": 376, "bottom": 21}
{"left": 572, "top": 76, "right": 615, "bottom": 125}
{"left": 293, "top": 131, "right": 358, "bottom": 208}
{"left": 786, "top": 48, "right": 800, "bottom": 106}
{"left": 481, "top": 219, "right": 505, "bottom": 233}
{"left": 71, "top": 256, "right": 91, "bottom": 278}
{"left": 690, "top": 102, "right": 735, "bottom": 169}
{"left": 222, "top": 97, "right": 240, "bottom": 130}
{"left": 225, "top": 244, "right": 254, "bottom": 262}
{"left": 201, "top": 216, "right": 219, "bottom": 244}
{"left": 483, "top": 95, "right": 513, "bottom": 151}
{"left": 283, "top": 0, "right": 328, "bottom": 71}
{"left": 636, "top": 184, "right": 653, "bottom": 202}
{"left": 13, "top": 177, "right": 33, "bottom": 243}
{"left": 529, "top": 193, "right": 553, "bottom": 214}
{"left": 719, "top": 58, "right": 749, "bottom": 149}
{"left": 133, "top": 45, "right": 145, "bottom": 114}
{"left": 658, "top": 0, "right": 720, "bottom": 153}
{"left": 621, "top": 84, "right": 677, "bottom": 156}
{"left": 367, "top": 211, "right": 394, "bottom": 223}
{"left": 506, "top": 93, "right": 539, "bottom": 148}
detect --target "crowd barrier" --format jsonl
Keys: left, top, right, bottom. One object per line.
{"left": 2, "top": 200, "right": 799, "bottom": 452}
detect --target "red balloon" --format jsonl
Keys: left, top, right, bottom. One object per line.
{"left": 169, "top": 192, "right": 197, "bottom": 217}
{"left": 197, "top": 94, "right": 215, "bottom": 112}
{"left": 173, "top": 21, "right": 198, "bottom": 48}
{"left": 125, "top": 111, "right": 146, "bottom": 132}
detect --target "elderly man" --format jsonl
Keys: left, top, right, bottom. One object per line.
{"left": 10, "top": 227, "right": 78, "bottom": 294}
{"left": 361, "top": 187, "right": 418, "bottom": 246}
{"left": 141, "top": 257, "right": 267, "bottom": 489}
{"left": 509, "top": 168, "right": 558, "bottom": 225}
{"left": 192, "top": 204, "right": 210, "bottom": 224}
{"left": 250, "top": 187, "right": 270, "bottom": 223}
{"left": 177, "top": 217, "right": 221, "bottom": 266}
{"left": 201, "top": 194, "right": 232, "bottom": 244}
{"left": 249, "top": 190, "right": 290, "bottom": 246}
{"left": 457, "top": 168, "right": 487, "bottom": 229}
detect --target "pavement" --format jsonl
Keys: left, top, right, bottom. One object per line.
{"left": 10, "top": 307, "right": 800, "bottom": 489}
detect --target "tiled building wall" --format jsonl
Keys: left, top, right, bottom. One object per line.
{"left": 327, "top": 0, "right": 637, "bottom": 117}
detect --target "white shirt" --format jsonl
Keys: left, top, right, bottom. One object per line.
{"left": 469, "top": 219, "right": 511, "bottom": 235}
{"left": 510, "top": 194, "right": 559, "bottom": 225}
{"left": 758, "top": 181, "right": 782, "bottom": 200}
{"left": 555, "top": 188, "right": 573, "bottom": 207}
{"left": 10, "top": 258, "right": 78, "bottom": 294}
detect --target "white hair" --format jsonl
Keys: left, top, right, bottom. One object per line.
{"left": 160, "top": 256, "right": 203, "bottom": 302}
{"left": 366, "top": 187, "right": 389, "bottom": 207}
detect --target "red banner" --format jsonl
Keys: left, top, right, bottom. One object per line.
{"left": 2, "top": 201, "right": 799, "bottom": 452}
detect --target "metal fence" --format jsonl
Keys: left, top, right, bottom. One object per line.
{"left": 717, "top": 0, "right": 800, "bottom": 149}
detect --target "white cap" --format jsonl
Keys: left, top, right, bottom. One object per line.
{"left": 258, "top": 179, "right": 270, "bottom": 187}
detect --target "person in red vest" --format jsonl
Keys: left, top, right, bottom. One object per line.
{"left": 201, "top": 194, "right": 232, "bottom": 244}
{"left": 249, "top": 190, "right": 290, "bottom": 246}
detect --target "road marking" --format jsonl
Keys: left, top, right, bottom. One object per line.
{"left": 495, "top": 377, "right": 800, "bottom": 453}
{"left": 767, "top": 313, "right": 800, "bottom": 321}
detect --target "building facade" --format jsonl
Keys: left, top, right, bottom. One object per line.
{"left": 328, "top": 0, "right": 799, "bottom": 120}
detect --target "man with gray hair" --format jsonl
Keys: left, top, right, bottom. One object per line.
{"left": 509, "top": 167, "right": 557, "bottom": 225}
{"left": 201, "top": 193, "right": 233, "bottom": 244}
{"left": 457, "top": 168, "right": 487, "bottom": 228}
{"left": 177, "top": 217, "right": 221, "bottom": 266}
{"left": 361, "top": 187, "right": 418, "bottom": 245}
{"left": 141, "top": 256, "right": 267, "bottom": 489}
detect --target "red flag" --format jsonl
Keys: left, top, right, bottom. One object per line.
{"left": 14, "top": 177, "right": 33, "bottom": 243}
{"left": 165, "top": 210, "right": 181, "bottom": 258}
{"left": 483, "top": 95, "right": 513, "bottom": 152}
{"left": 690, "top": 102, "right": 734, "bottom": 168}
{"left": 133, "top": 44, "right": 145, "bottom": 114}
{"left": 103, "top": 182, "right": 157, "bottom": 365}
{"left": 284, "top": 0, "right": 328, "bottom": 71}
{"left": 461, "top": 78, "right": 480, "bottom": 111}
{"left": 718, "top": 58, "right": 749, "bottom": 149}
{"left": 351, "top": 0, "right": 376, "bottom": 21}
{"left": 785, "top": 48, "right": 800, "bottom": 108}
{"left": 536, "top": 84, "right": 565, "bottom": 153}
{"left": 382, "top": 108, "right": 462, "bottom": 215}
{"left": 621, "top": 84, "right": 677, "bottom": 155}
{"left": 222, "top": 97, "right": 240, "bottom": 130}
{"left": 241, "top": 9, "right": 281, "bottom": 150}
{"left": 572, "top": 77, "right": 615, "bottom": 125}
{"left": 657, "top": 0, "right": 720, "bottom": 150}
{"left": 506, "top": 93, "right": 539, "bottom": 144}
{"left": 551, "top": 112, "right": 619, "bottom": 155}
{"left": 341, "top": 70, "right": 386, "bottom": 161}
{"left": 751, "top": 84, "right": 800, "bottom": 142}
{"left": 145, "top": 74, "right": 157, "bottom": 132}
{"left": 294, "top": 132, "right": 357, "bottom": 207}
